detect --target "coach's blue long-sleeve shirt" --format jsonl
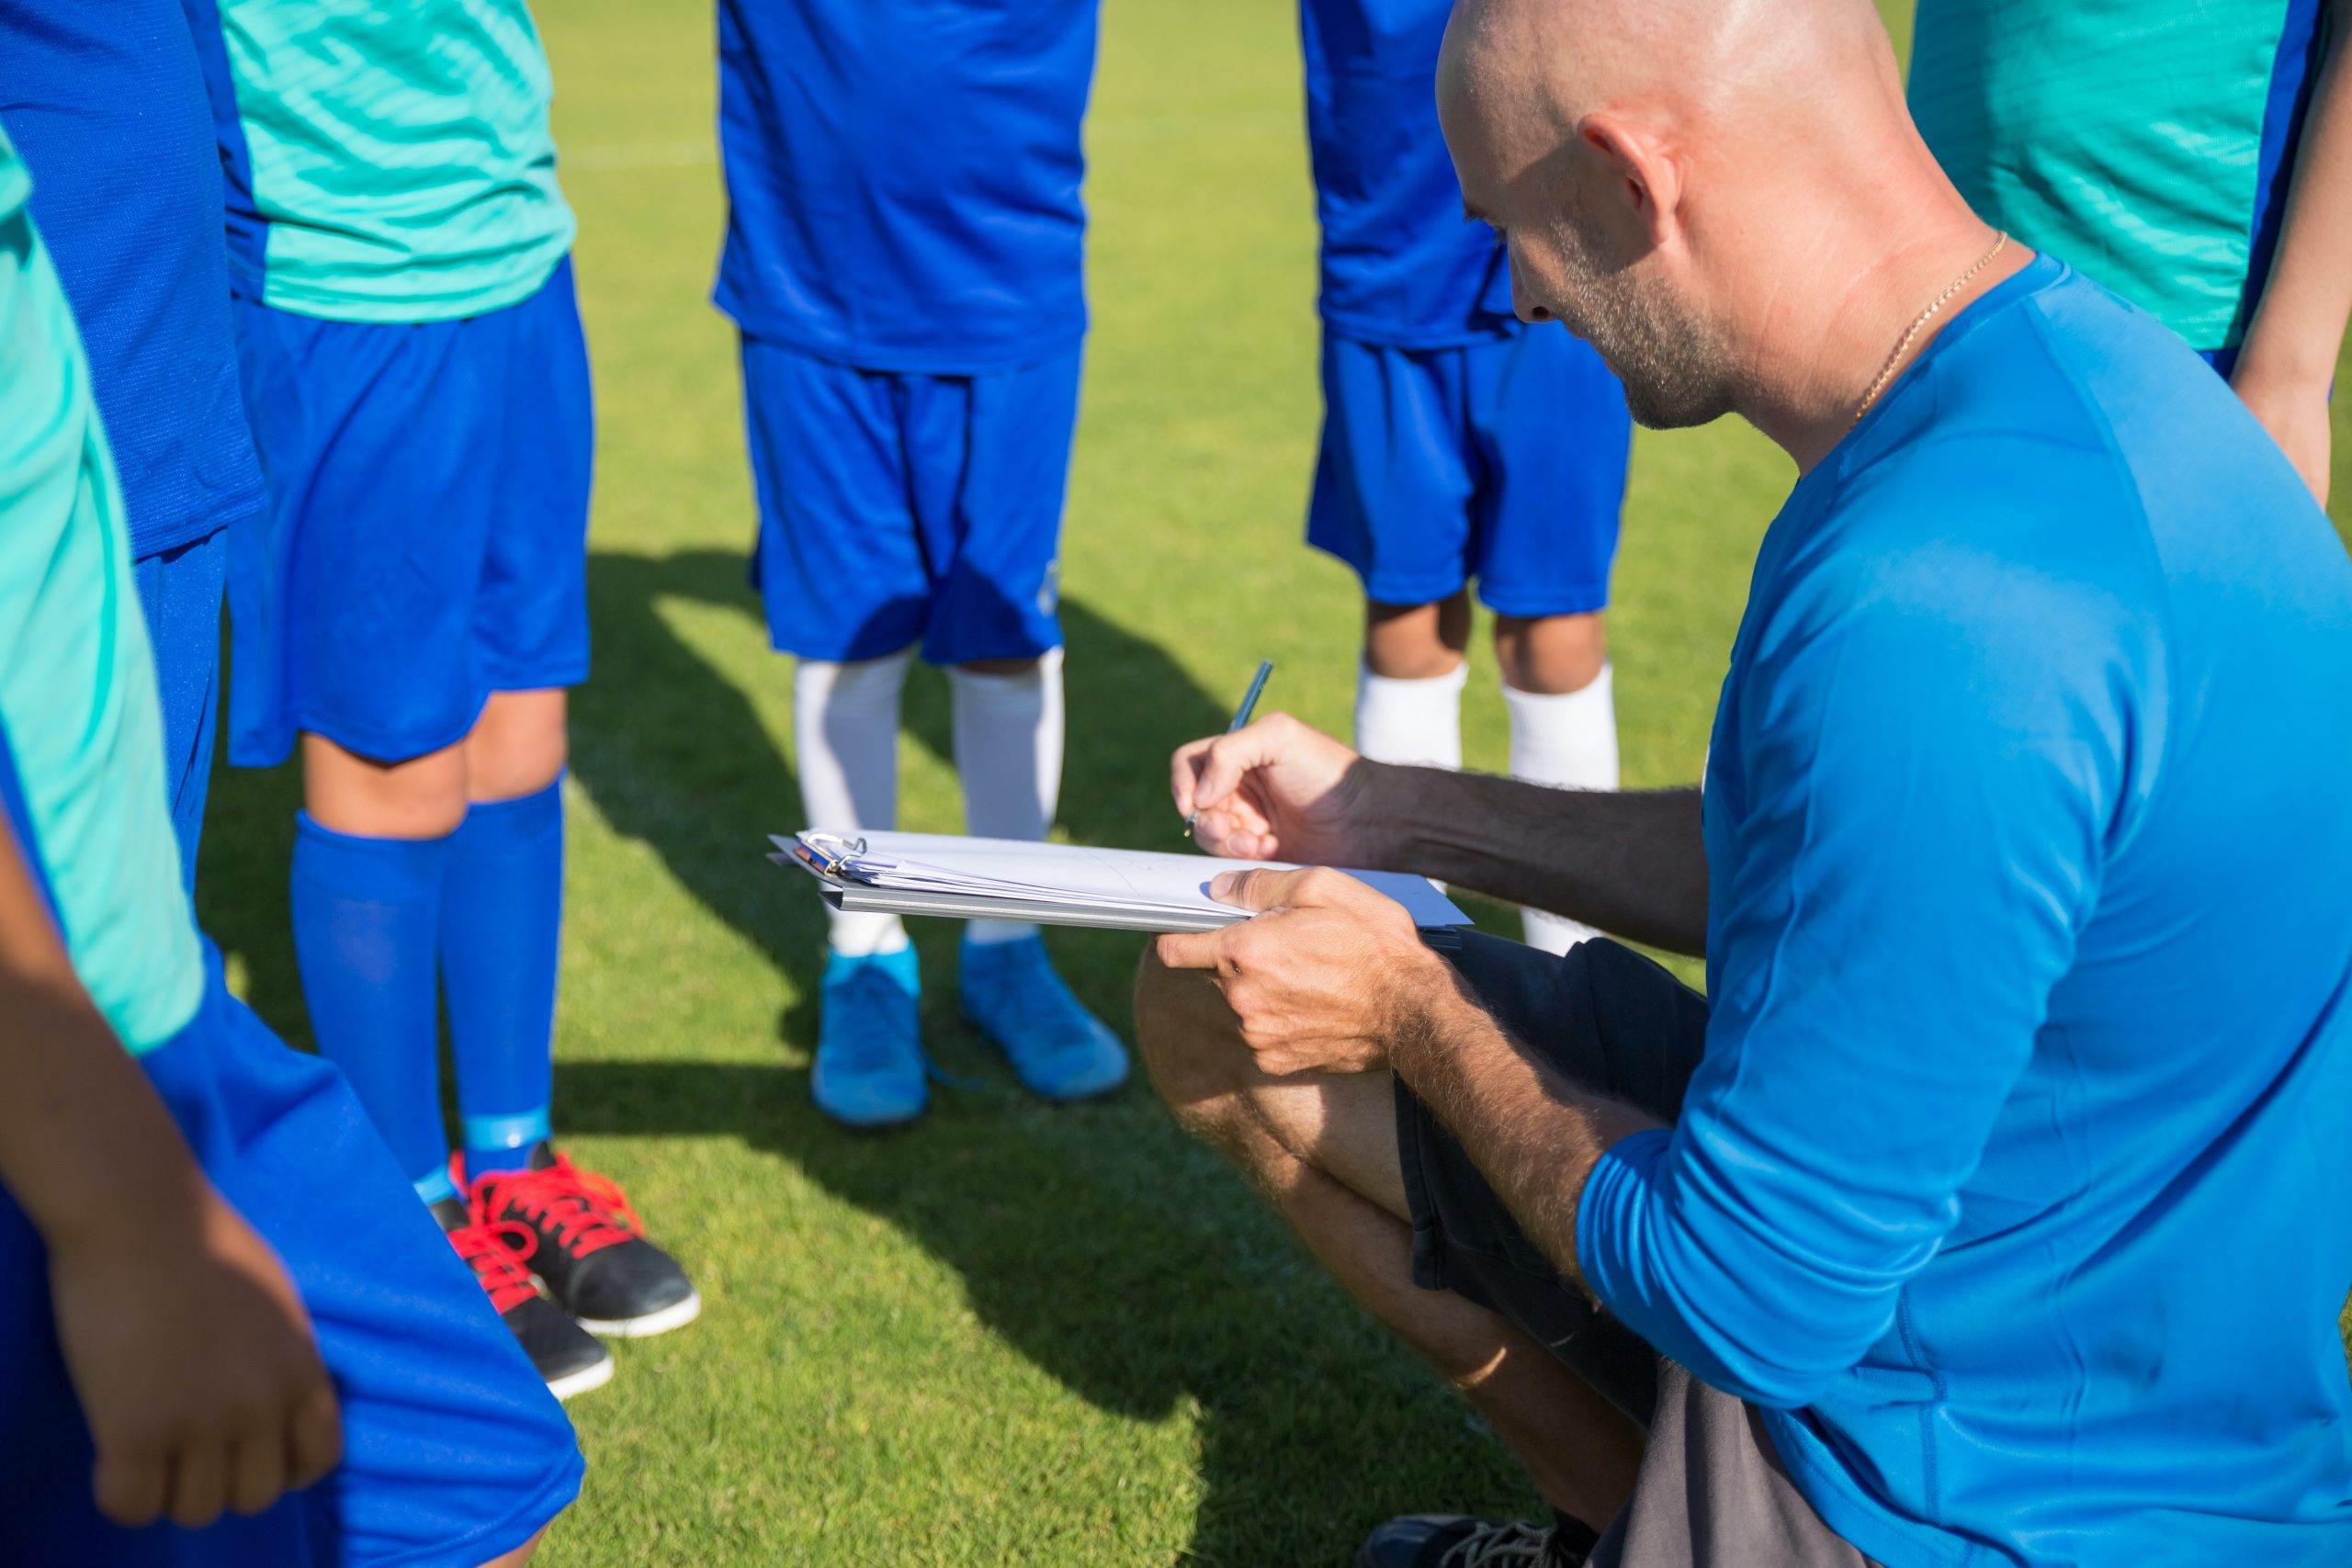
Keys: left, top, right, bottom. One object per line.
{"left": 1577, "top": 254, "right": 2352, "bottom": 1567}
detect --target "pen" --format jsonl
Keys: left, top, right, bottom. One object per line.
{"left": 1184, "top": 659, "right": 1274, "bottom": 838}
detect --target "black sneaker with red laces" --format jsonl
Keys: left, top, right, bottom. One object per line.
{"left": 429, "top": 1197, "right": 613, "bottom": 1401}
{"left": 463, "top": 1145, "right": 701, "bottom": 1338}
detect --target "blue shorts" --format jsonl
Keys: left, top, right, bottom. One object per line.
{"left": 132, "top": 527, "right": 228, "bottom": 888}
{"left": 0, "top": 948, "right": 582, "bottom": 1567}
{"left": 741, "top": 338, "right": 1078, "bottom": 665}
{"left": 226, "top": 259, "right": 594, "bottom": 768}
{"left": 1307, "top": 328, "right": 1630, "bottom": 616}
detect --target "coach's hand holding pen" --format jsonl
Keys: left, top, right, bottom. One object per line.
{"left": 1182, "top": 660, "right": 1274, "bottom": 839}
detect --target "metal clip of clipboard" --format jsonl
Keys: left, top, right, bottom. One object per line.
{"left": 791, "top": 832, "right": 869, "bottom": 880}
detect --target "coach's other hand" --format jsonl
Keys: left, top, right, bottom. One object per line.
{"left": 1152, "top": 865, "right": 1444, "bottom": 1077}
{"left": 50, "top": 1176, "right": 342, "bottom": 1529}
{"left": 1172, "top": 713, "right": 1380, "bottom": 865}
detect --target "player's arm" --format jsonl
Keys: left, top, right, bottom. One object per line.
{"left": 0, "top": 828, "right": 340, "bottom": 1529}
{"left": 2232, "top": 2, "right": 2352, "bottom": 505}
{"left": 1173, "top": 713, "right": 1709, "bottom": 954}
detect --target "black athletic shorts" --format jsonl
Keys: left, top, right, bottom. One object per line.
{"left": 1396, "top": 930, "right": 1710, "bottom": 1427}
{"left": 1395, "top": 931, "right": 1883, "bottom": 1566}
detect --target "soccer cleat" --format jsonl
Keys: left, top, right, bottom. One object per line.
{"left": 958, "top": 933, "right": 1129, "bottom": 1102}
{"left": 431, "top": 1197, "right": 614, "bottom": 1401}
{"left": 465, "top": 1147, "right": 702, "bottom": 1338}
{"left": 1353, "top": 1515, "right": 1588, "bottom": 1568}
{"left": 812, "top": 944, "right": 929, "bottom": 1127}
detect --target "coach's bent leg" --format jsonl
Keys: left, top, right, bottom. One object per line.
{"left": 1134, "top": 947, "right": 1643, "bottom": 1529}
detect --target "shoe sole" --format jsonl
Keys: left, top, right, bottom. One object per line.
{"left": 546, "top": 1352, "right": 616, "bottom": 1403}
{"left": 576, "top": 1290, "right": 704, "bottom": 1340}
{"left": 958, "top": 1005, "right": 1130, "bottom": 1104}
{"left": 818, "top": 1101, "right": 927, "bottom": 1131}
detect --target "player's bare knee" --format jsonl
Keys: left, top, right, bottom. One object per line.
{"left": 465, "top": 690, "right": 570, "bottom": 801}
{"left": 1494, "top": 611, "right": 1607, "bottom": 694}
{"left": 1363, "top": 592, "right": 1472, "bottom": 680}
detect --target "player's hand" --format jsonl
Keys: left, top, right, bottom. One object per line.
{"left": 1152, "top": 864, "right": 1442, "bottom": 1077}
{"left": 46, "top": 1177, "right": 342, "bottom": 1529}
{"left": 1172, "top": 712, "right": 1375, "bottom": 864}
{"left": 2233, "top": 362, "right": 2333, "bottom": 507}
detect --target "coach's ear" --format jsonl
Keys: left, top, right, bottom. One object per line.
{"left": 1577, "top": 110, "right": 1684, "bottom": 254}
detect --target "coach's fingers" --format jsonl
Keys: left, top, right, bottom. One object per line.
{"left": 1206, "top": 865, "right": 1313, "bottom": 913}
{"left": 1187, "top": 722, "right": 1284, "bottom": 817}
{"left": 91, "top": 1440, "right": 170, "bottom": 1529}
{"left": 1191, "top": 807, "right": 1279, "bottom": 863}
{"left": 1153, "top": 928, "right": 1237, "bottom": 974}
{"left": 286, "top": 1375, "right": 343, "bottom": 1492}
{"left": 165, "top": 1435, "right": 231, "bottom": 1529}
{"left": 1171, "top": 736, "right": 1215, "bottom": 817}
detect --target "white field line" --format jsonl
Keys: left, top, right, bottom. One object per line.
{"left": 562, "top": 111, "right": 1295, "bottom": 174}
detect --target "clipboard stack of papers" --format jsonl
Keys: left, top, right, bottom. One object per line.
{"left": 773, "top": 830, "right": 1470, "bottom": 934}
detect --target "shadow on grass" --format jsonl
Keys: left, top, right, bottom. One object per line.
{"left": 560, "top": 547, "right": 1534, "bottom": 1563}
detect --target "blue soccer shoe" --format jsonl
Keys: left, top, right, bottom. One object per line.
{"left": 958, "top": 933, "right": 1130, "bottom": 1103}
{"left": 812, "top": 944, "right": 928, "bottom": 1128}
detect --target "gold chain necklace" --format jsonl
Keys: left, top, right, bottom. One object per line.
{"left": 1851, "top": 231, "right": 2007, "bottom": 426}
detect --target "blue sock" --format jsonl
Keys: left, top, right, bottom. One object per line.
{"left": 441, "top": 778, "right": 562, "bottom": 1178}
{"left": 289, "top": 812, "right": 453, "bottom": 1198}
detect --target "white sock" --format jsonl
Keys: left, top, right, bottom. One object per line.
{"left": 1354, "top": 659, "right": 1468, "bottom": 770}
{"left": 794, "top": 651, "right": 914, "bottom": 958}
{"left": 1505, "top": 662, "right": 1620, "bottom": 953}
{"left": 950, "top": 647, "right": 1064, "bottom": 946}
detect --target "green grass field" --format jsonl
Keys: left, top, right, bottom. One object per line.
{"left": 193, "top": 3, "right": 2352, "bottom": 1562}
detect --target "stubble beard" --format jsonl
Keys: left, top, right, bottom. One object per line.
{"left": 1542, "top": 212, "right": 1738, "bottom": 431}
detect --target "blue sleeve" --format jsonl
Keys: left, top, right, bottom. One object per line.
{"left": 1577, "top": 476, "right": 2142, "bottom": 1407}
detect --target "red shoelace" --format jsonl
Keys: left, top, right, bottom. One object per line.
{"left": 469, "top": 1152, "right": 643, "bottom": 1260}
{"left": 447, "top": 1220, "right": 543, "bottom": 1314}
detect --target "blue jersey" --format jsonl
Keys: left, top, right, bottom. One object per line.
{"left": 1300, "top": 0, "right": 1516, "bottom": 347}
{"left": 714, "top": 0, "right": 1098, "bottom": 374}
{"left": 0, "top": 0, "right": 265, "bottom": 558}
{"left": 1577, "top": 255, "right": 2352, "bottom": 1566}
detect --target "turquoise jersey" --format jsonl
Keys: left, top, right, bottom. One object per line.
{"left": 0, "top": 132, "right": 204, "bottom": 1053}
{"left": 192, "top": 0, "right": 576, "bottom": 323}
{"left": 1907, "top": 0, "right": 2328, "bottom": 353}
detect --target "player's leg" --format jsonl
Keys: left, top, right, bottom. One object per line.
{"left": 918, "top": 348, "right": 1126, "bottom": 1101}
{"left": 1468, "top": 328, "right": 1633, "bottom": 953}
{"left": 1492, "top": 608, "right": 1616, "bottom": 953}
{"left": 1360, "top": 592, "right": 1474, "bottom": 768}
{"left": 228, "top": 291, "right": 609, "bottom": 1396}
{"left": 1132, "top": 942, "right": 1645, "bottom": 1542}
{"left": 1306, "top": 333, "right": 1482, "bottom": 770}
{"left": 741, "top": 336, "right": 934, "bottom": 1126}
{"left": 445, "top": 264, "right": 696, "bottom": 1339}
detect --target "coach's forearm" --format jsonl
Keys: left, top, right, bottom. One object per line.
{"left": 1358, "top": 766, "right": 1710, "bottom": 955}
{"left": 1388, "top": 966, "right": 1662, "bottom": 1297}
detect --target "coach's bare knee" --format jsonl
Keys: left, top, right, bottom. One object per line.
{"left": 1133, "top": 945, "right": 1261, "bottom": 1146}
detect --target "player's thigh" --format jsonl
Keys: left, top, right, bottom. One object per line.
{"left": 918, "top": 345, "right": 1082, "bottom": 665}
{"left": 739, "top": 337, "right": 933, "bottom": 660}
{"left": 1466, "top": 328, "right": 1630, "bottom": 621}
{"left": 1306, "top": 334, "right": 1478, "bottom": 611}
{"left": 230, "top": 300, "right": 501, "bottom": 768}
